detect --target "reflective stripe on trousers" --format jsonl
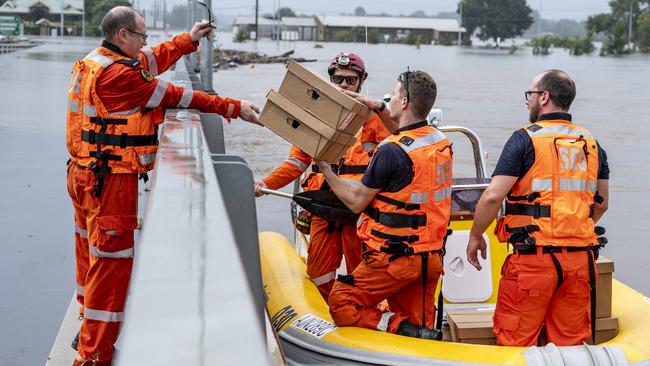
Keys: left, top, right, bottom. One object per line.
{"left": 311, "top": 271, "right": 336, "bottom": 286}
{"left": 89, "top": 245, "right": 134, "bottom": 258}
{"left": 84, "top": 307, "right": 124, "bottom": 322}
{"left": 377, "top": 311, "right": 395, "bottom": 332}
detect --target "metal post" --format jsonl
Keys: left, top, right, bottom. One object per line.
{"left": 628, "top": 0, "right": 633, "bottom": 50}
{"left": 82, "top": 0, "right": 85, "bottom": 37}
{"left": 538, "top": 0, "right": 542, "bottom": 38}
{"left": 458, "top": 2, "right": 462, "bottom": 45}
{"left": 254, "top": 0, "right": 259, "bottom": 41}
{"left": 60, "top": 0, "right": 64, "bottom": 36}
{"left": 199, "top": 0, "right": 213, "bottom": 90}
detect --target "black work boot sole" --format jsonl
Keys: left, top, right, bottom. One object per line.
{"left": 71, "top": 331, "right": 79, "bottom": 351}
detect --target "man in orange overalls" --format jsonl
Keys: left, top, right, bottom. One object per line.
{"left": 253, "top": 53, "right": 392, "bottom": 301}
{"left": 466, "top": 69, "right": 610, "bottom": 346}
{"left": 317, "top": 70, "right": 451, "bottom": 340}
{"left": 66, "top": 6, "right": 260, "bottom": 365}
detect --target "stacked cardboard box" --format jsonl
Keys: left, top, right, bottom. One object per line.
{"left": 259, "top": 61, "right": 372, "bottom": 163}
{"left": 449, "top": 258, "right": 618, "bottom": 346}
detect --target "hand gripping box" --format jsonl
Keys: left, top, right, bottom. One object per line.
{"left": 260, "top": 90, "right": 356, "bottom": 163}
{"left": 278, "top": 60, "right": 372, "bottom": 135}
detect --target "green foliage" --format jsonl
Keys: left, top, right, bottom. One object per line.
{"left": 528, "top": 34, "right": 595, "bottom": 56}
{"left": 332, "top": 26, "right": 379, "bottom": 43}
{"left": 233, "top": 29, "right": 248, "bottom": 43}
{"left": 457, "top": 0, "right": 534, "bottom": 45}
{"left": 86, "top": 0, "right": 131, "bottom": 37}
{"left": 586, "top": 0, "right": 650, "bottom": 55}
{"left": 354, "top": 6, "right": 366, "bottom": 16}
{"left": 636, "top": 11, "right": 650, "bottom": 52}
{"left": 275, "top": 7, "right": 296, "bottom": 18}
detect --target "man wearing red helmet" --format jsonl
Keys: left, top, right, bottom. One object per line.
{"left": 254, "top": 53, "right": 393, "bottom": 302}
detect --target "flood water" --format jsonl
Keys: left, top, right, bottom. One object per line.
{"left": 0, "top": 33, "right": 648, "bottom": 365}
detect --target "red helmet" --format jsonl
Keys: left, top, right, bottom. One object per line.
{"left": 328, "top": 53, "right": 368, "bottom": 80}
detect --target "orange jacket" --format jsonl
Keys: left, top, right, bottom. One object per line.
{"left": 262, "top": 113, "right": 390, "bottom": 191}
{"left": 357, "top": 125, "right": 453, "bottom": 252}
{"left": 67, "top": 33, "right": 240, "bottom": 173}
{"left": 501, "top": 120, "right": 600, "bottom": 247}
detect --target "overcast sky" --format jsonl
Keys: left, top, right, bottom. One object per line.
{"left": 151, "top": 0, "right": 611, "bottom": 21}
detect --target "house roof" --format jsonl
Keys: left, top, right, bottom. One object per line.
{"left": 0, "top": 0, "right": 83, "bottom": 15}
{"left": 233, "top": 16, "right": 280, "bottom": 26}
{"left": 316, "top": 15, "right": 464, "bottom": 33}
{"left": 281, "top": 16, "right": 315, "bottom": 27}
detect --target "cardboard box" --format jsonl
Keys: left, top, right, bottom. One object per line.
{"left": 259, "top": 90, "right": 356, "bottom": 163}
{"left": 596, "top": 257, "right": 614, "bottom": 318}
{"left": 541, "top": 316, "right": 619, "bottom": 344}
{"left": 278, "top": 61, "right": 371, "bottom": 135}
{"left": 448, "top": 310, "right": 496, "bottom": 345}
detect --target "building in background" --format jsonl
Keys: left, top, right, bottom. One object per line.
{"left": 0, "top": 0, "right": 82, "bottom": 36}
{"left": 232, "top": 15, "right": 463, "bottom": 44}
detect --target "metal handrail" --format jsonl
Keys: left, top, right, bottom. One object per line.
{"left": 439, "top": 125, "right": 488, "bottom": 179}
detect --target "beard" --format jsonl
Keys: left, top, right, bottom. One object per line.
{"left": 528, "top": 101, "right": 541, "bottom": 123}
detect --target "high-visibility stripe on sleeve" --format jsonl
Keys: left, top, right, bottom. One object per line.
{"left": 177, "top": 88, "right": 193, "bottom": 108}
{"left": 75, "top": 226, "right": 88, "bottom": 239}
{"left": 142, "top": 49, "right": 159, "bottom": 76}
{"left": 285, "top": 157, "right": 308, "bottom": 171}
{"left": 76, "top": 283, "right": 85, "bottom": 296}
{"left": 226, "top": 103, "right": 235, "bottom": 118}
{"left": 377, "top": 312, "right": 394, "bottom": 332}
{"left": 145, "top": 79, "right": 168, "bottom": 108}
{"left": 84, "top": 308, "right": 124, "bottom": 322}
{"left": 311, "top": 271, "right": 336, "bottom": 286}
{"left": 89, "top": 245, "right": 134, "bottom": 259}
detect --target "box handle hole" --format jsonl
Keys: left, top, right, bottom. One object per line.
{"left": 307, "top": 89, "right": 320, "bottom": 101}
{"left": 288, "top": 119, "right": 301, "bottom": 129}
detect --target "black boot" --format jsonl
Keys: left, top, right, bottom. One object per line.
{"left": 71, "top": 331, "right": 79, "bottom": 351}
{"left": 396, "top": 321, "right": 442, "bottom": 340}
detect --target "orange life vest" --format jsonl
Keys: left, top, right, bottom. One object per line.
{"left": 302, "top": 115, "right": 387, "bottom": 191}
{"left": 500, "top": 120, "right": 600, "bottom": 247}
{"left": 66, "top": 47, "right": 162, "bottom": 174}
{"left": 357, "top": 125, "right": 453, "bottom": 252}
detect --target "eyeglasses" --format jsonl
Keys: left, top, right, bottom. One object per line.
{"left": 126, "top": 28, "right": 148, "bottom": 41}
{"left": 331, "top": 74, "right": 359, "bottom": 85}
{"left": 524, "top": 90, "right": 545, "bottom": 102}
{"left": 398, "top": 68, "right": 412, "bottom": 101}
{"left": 191, "top": 0, "right": 216, "bottom": 28}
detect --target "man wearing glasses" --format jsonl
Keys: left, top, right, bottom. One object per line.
{"left": 316, "top": 70, "right": 451, "bottom": 340}
{"left": 253, "top": 53, "right": 391, "bottom": 302}
{"left": 66, "top": 6, "right": 260, "bottom": 365}
{"left": 466, "top": 70, "right": 609, "bottom": 346}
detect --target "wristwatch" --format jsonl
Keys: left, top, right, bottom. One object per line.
{"left": 373, "top": 100, "right": 386, "bottom": 113}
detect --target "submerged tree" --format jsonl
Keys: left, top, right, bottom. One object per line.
{"left": 586, "top": 0, "right": 650, "bottom": 55}
{"left": 457, "top": 0, "right": 533, "bottom": 47}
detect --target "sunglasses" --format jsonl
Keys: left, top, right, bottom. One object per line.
{"left": 525, "top": 90, "right": 545, "bottom": 102}
{"left": 191, "top": 0, "right": 216, "bottom": 28}
{"left": 398, "top": 68, "right": 412, "bottom": 101}
{"left": 331, "top": 74, "right": 359, "bottom": 85}
{"left": 126, "top": 28, "right": 148, "bottom": 41}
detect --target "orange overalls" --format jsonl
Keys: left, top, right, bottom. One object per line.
{"left": 262, "top": 114, "right": 389, "bottom": 300}
{"left": 493, "top": 120, "right": 601, "bottom": 346}
{"left": 67, "top": 33, "right": 241, "bottom": 365}
{"left": 328, "top": 125, "right": 453, "bottom": 333}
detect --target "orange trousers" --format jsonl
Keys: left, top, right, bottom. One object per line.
{"left": 493, "top": 248, "right": 597, "bottom": 346}
{"left": 328, "top": 248, "right": 443, "bottom": 333}
{"left": 67, "top": 163, "right": 138, "bottom": 364}
{"left": 306, "top": 216, "right": 362, "bottom": 301}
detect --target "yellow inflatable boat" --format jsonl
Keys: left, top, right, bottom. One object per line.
{"left": 260, "top": 126, "right": 650, "bottom": 365}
